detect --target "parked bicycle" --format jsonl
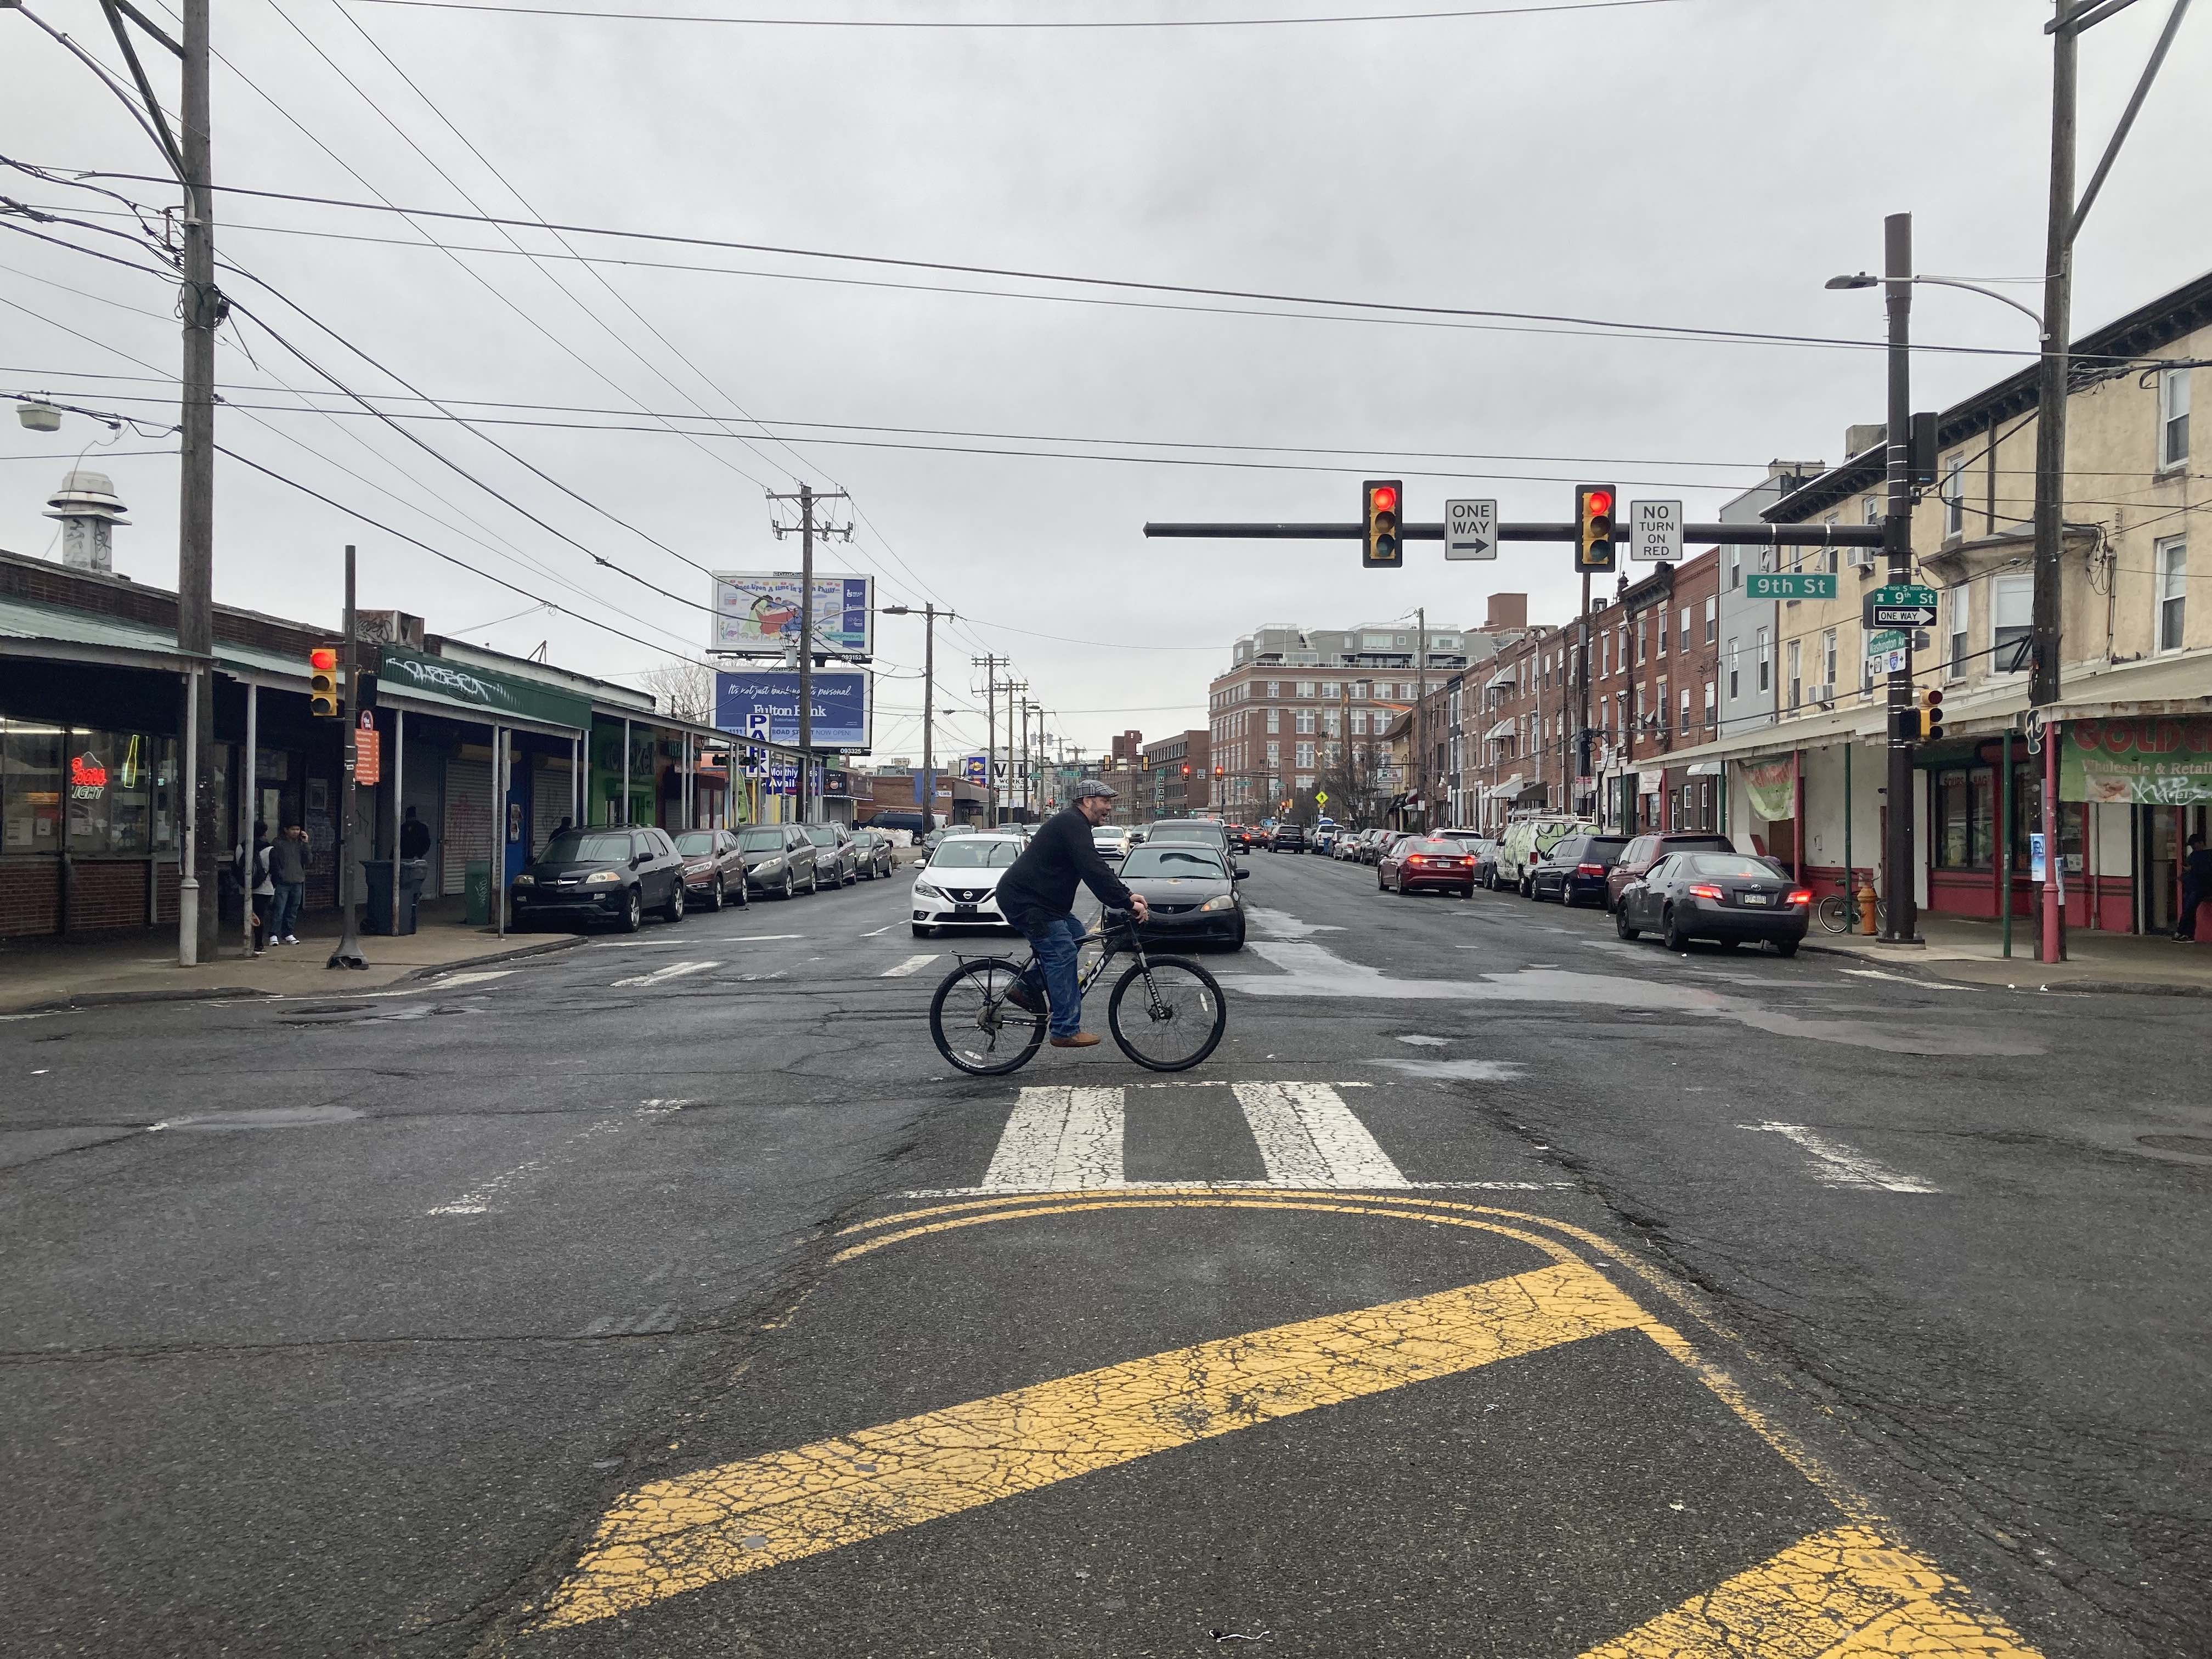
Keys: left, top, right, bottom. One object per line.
{"left": 1815, "top": 868, "right": 1888, "bottom": 934}
{"left": 927, "top": 908, "right": 1227, "bottom": 1075}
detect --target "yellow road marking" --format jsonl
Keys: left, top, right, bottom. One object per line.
{"left": 1578, "top": 1524, "right": 2041, "bottom": 1657}
{"left": 536, "top": 1259, "right": 1652, "bottom": 1630}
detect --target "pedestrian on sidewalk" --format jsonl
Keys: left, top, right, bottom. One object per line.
{"left": 269, "top": 822, "right": 308, "bottom": 945}
{"left": 245, "top": 822, "right": 275, "bottom": 955}
{"left": 2176, "top": 832, "right": 2212, "bottom": 941}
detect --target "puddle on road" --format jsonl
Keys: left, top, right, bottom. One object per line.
{"left": 151, "top": 1104, "right": 365, "bottom": 1131}
{"left": 1235, "top": 941, "right": 2044, "bottom": 1057}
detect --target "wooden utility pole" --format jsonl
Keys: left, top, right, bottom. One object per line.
{"left": 768, "top": 485, "right": 849, "bottom": 825}
{"left": 973, "top": 656, "right": 1007, "bottom": 825}
{"left": 177, "top": 0, "right": 218, "bottom": 964}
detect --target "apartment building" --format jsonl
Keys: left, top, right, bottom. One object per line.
{"left": 1670, "top": 268, "right": 2211, "bottom": 934}
{"left": 1139, "top": 729, "right": 1212, "bottom": 816}
{"left": 1713, "top": 463, "right": 1825, "bottom": 763}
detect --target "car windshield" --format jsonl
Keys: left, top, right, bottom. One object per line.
{"left": 1120, "top": 847, "right": 1226, "bottom": 878}
{"left": 539, "top": 832, "right": 633, "bottom": 864}
{"left": 1149, "top": 823, "right": 1218, "bottom": 841}
{"left": 674, "top": 832, "right": 717, "bottom": 856}
{"left": 1681, "top": 854, "right": 1780, "bottom": 878}
{"left": 802, "top": 826, "right": 842, "bottom": 847}
{"left": 928, "top": 838, "right": 1022, "bottom": 868}
{"left": 736, "top": 828, "right": 785, "bottom": 851}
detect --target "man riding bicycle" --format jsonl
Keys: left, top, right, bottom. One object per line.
{"left": 996, "top": 780, "right": 1149, "bottom": 1048}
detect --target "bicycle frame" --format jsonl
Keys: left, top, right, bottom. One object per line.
{"left": 950, "top": 914, "right": 1153, "bottom": 1006}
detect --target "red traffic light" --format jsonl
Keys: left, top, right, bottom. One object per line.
{"left": 309, "top": 647, "right": 338, "bottom": 672}
{"left": 1368, "top": 484, "right": 1398, "bottom": 515}
{"left": 1585, "top": 490, "right": 1613, "bottom": 518}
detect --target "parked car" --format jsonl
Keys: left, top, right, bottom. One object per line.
{"left": 1530, "top": 833, "right": 1632, "bottom": 906}
{"left": 1442, "top": 832, "right": 1500, "bottom": 885}
{"left": 1615, "top": 851, "right": 1812, "bottom": 955}
{"left": 512, "top": 825, "right": 686, "bottom": 933}
{"left": 1376, "top": 835, "right": 1477, "bottom": 896}
{"left": 1313, "top": 819, "right": 1340, "bottom": 854}
{"left": 1495, "top": 815, "right": 1593, "bottom": 894}
{"left": 848, "top": 827, "right": 897, "bottom": 881}
{"left": 1117, "top": 840, "right": 1248, "bottom": 950}
{"left": 1269, "top": 821, "right": 1308, "bottom": 853}
{"left": 1092, "top": 823, "right": 1133, "bottom": 863}
{"left": 911, "top": 832, "right": 1025, "bottom": 937}
{"left": 738, "top": 823, "right": 820, "bottom": 899}
{"left": 1331, "top": 830, "right": 1363, "bottom": 861}
{"left": 1604, "top": 832, "right": 1738, "bottom": 911}
{"left": 923, "top": 824, "right": 976, "bottom": 853}
{"left": 802, "top": 821, "right": 859, "bottom": 887}
{"left": 673, "top": 828, "right": 751, "bottom": 911}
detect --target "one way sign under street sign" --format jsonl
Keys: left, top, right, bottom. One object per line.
{"left": 1444, "top": 498, "right": 1498, "bottom": 560}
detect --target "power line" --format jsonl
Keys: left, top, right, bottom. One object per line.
{"left": 338, "top": 0, "right": 1686, "bottom": 27}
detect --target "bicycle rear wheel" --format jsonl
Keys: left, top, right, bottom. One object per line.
{"left": 1107, "top": 956, "right": 1227, "bottom": 1073}
{"left": 1816, "top": 895, "right": 1850, "bottom": 933}
{"left": 929, "top": 958, "right": 1047, "bottom": 1076}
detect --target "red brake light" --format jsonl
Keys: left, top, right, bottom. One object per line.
{"left": 1786, "top": 888, "right": 1814, "bottom": 906}
{"left": 1688, "top": 883, "right": 1724, "bottom": 900}
{"left": 1576, "top": 862, "right": 1605, "bottom": 876}
{"left": 1406, "top": 854, "right": 1426, "bottom": 865}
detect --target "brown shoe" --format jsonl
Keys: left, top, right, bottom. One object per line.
{"left": 1049, "top": 1032, "right": 1103, "bottom": 1048}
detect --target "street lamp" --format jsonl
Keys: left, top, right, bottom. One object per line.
{"left": 1824, "top": 272, "right": 2047, "bottom": 336}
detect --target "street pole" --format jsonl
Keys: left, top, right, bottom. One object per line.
{"left": 1882, "top": 211, "right": 1921, "bottom": 944}
{"left": 797, "top": 481, "right": 814, "bottom": 827}
{"left": 1577, "top": 572, "right": 1592, "bottom": 823}
{"left": 921, "top": 606, "right": 936, "bottom": 836}
{"left": 1415, "top": 606, "right": 1427, "bottom": 830}
{"left": 176, "top": 0, "right": 217, "bottom": 965}
{"left": 328, "top": 544, "right": 366, "bottom": 969}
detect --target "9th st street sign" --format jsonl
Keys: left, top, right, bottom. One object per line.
{"left": 1864, "top": 583, "right": 1940, "bottom": 629}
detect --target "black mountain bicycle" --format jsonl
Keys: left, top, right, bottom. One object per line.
{"left": 927, "top": 909, "right": 1228, "bottom": 1076}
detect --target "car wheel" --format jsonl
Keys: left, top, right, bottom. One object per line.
{"left": 1519, "top": 876, "right": 1533, "bottom": 899}
{"left": 1229, "top": 921, "right": 1246, "bottom": 951}
{"left": 1615, "top": 906, "right": 1640, "bottom": 941}
{"left": 805, "top": 869, "right": 819, "bottom": 895}
{"left": 1662, "top": 906, "right": 1691, "bottom": 953}
{"left": 617, "top": 888, "right": 642, "bottom": 934}
{"left": 1773, "top": 938, "right": 1800, "bottom": 958}
{"left": 1561, "top": 887, "right": 1577, "bottom": 909}
{"left": 663, "top": 883, "right": 685, "bottom": 923}
{"left": 706, "top": 879, "right": 724, "bottom": 913}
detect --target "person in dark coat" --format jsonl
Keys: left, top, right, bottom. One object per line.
{"left": 995, "top": 781, "right": 1148, "bottom": 1048}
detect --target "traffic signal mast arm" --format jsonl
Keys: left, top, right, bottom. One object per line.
{"left": 1145, "top": 520, "right": 1886, "bottom": 547}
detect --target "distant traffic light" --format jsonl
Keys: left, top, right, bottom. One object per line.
{"left": 309, "top": 646, "right": 341, "bottom": 718}
{"left": 1362, "top": 480, "right": 1403, "bottom": 568}
{"left": 1574, "top": 485, "right": 1617, "bottom": 573}
{"left": 1918, "top": 686, "right": 1944, "bottom": 742}
{"left": 1181, "top": 763, "right": 1191, "bottom": 777}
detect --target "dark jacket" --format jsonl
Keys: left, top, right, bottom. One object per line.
{"left": 400, "top": 816, "right": 432, "bottom": 859}
{"left": 996, "top": 808, "right": 1133, "bottom": 927}
{"left": 269, "top": 835, "right": 308, "bottom": 885}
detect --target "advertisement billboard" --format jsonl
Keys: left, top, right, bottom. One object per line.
{"left": 711, "top": 572, "right": 872, "bottom": 658}
{"left": 713, "top": 669, "right": 872, "bottom": 752}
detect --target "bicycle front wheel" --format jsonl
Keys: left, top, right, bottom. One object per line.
{"left": 929, "top": 958, "right": 1047, "bottom": 1076}
{"left": 1816, "top": 895, "right": 1850, "bottom": 933}
{"left": 1107, "top": 956, "right": 1227, "bottom": 1073}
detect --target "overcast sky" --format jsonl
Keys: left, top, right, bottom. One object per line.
{"left": 4, "top": 0, "right": 2208, "bottom": 764}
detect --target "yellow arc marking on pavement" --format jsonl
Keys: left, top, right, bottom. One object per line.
{"left": 534, "top": 1257, "right": 1652, "bottom": 1630}
{"left": 1578, "top": 1523, "right": 2041, "bottom": 1657}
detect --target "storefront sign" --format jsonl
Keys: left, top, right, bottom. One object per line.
{"left": 2061, "top": 716, "right": 2212, "bottom": 805}
{"left": 69, "top": 752, "right": 108, "bottom": 798}
{"left": 354, "top": 725, "right": 382, "bottom": 786}
{"left": 1739, "top": 758, "right": 1795, "bottom": 822}
{"left": 379, "top": 645, "right": 592, "bottom": 730}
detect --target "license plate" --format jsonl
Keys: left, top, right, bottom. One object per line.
{"left": 1740, "top": 893, "right": 1772, "bottom": 906}
{"left": 955, "top": 903, "right": 978, "bottom": 916}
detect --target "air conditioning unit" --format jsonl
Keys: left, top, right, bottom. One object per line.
{"left": 1804, "top": 683, "right": 1834, "bottom": 703}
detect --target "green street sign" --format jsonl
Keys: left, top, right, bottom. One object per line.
{"left": 1865, "top": 629, "right": 1906, "bottom": 654}
{"left": 1745, "top": 572, "right": 1838, "bottom": 600}
{"left": 1872, "top": 584, "right": 1939, "bottom": 608}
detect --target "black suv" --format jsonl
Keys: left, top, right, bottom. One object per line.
{"left": 512, "top": 826, "right": 687, "bottom": 933}
{"left": 1530, "top": 833, "right": 1631, "bottom": 908}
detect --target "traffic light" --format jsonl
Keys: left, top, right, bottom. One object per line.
{"left": 1181, "top": 763, "right": 1191, "bottom": 778}
{"left": 1574, "top": 484, "right": 1617, "bottom": 573}
{"left": 1918, "top": 686, "right": 1944, "bottom": 742}
{"left": 1362, "top": 480, "right": 1403, "bottom": 568}
{"left": 308, "top": 646, "right": 341, "bottom": 718}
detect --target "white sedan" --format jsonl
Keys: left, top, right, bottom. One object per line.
{"left": 911, "top": 833, "right": 1026, "bottom": 938}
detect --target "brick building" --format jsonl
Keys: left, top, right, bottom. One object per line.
{"left": 1138, "top": 729, "right": 1212, "bottom": 817}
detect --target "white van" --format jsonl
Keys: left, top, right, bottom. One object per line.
{"left": 1493, "top": 815, "right": 1593, "bottom": 895}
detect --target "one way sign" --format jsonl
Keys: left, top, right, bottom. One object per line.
{"left": 1444, "top": 498, "right": 1498, "bottom": 560}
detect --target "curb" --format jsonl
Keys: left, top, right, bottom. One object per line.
{"left": 1798, "top": 939, "right": 2212, "bottom": 999}
{"left": 400, "top": 933, "right": 587, "bottom": 983}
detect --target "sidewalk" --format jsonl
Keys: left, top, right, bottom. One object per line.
{"left": 0, "top": 899, "right": 583, "bottom": 1013}
{"left": 1803, "top": 910, "right": 2212, "bottom": 996}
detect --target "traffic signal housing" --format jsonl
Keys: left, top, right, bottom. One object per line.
{"left": 1918, "top": 686, "right": 1944, "bottom": 742}
{"left": 1362, "top": 480, "right": 1403, "bottom": 569}
{"left": 1574, "top": 484, "right": 1617, "bottom": 573}
{"left": 308, "top": 647, "right": 341, "bottom": 718}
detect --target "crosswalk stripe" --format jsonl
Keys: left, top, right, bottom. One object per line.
{"left": 611, "top": 960, "right": 718, "bottom": 988}
{"left": 1232, "top": 1081, "right": 1408, "bottom": 1188}
{"left": 981, "top": 1086, "right": 1124, "bottom": 1190}
{"left": 881, "top": 953, "right": 940, "bottom": 978}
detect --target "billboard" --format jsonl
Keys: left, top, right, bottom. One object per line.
{"left": 960, "top": 754, "right": 989, "bottom": 786}
{"left": 713, "top": 668, "right": 872, "bottom": 752}
{"left": 711, "top": 572, "right": 872, "bottom": 658}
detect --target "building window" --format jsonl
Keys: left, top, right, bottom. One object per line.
{"left": 1296, "top": 681, "right": 1316, "bottom": 699}
{"left": 1295, "top": 775, "right": 1316, "bottom": 794}
{"left": 1942, "top": 457, "right": 1965, "bottom": 538}
{"left": 1756, "top": 628, "right": 1771, "bottom": 693}
{"left": 1993, "top": 572, "right": 2033, "bottom": 673}
{"left": 1821, "top": 629, "right": 1837, "bottom": 694}
{"left": 1677, "top": 605, "right": 1689, "bottom": 652}
{"left": 1726, "top": 637, "right": 1739, "bottom": 700}
{"left": 1322, "top": 709, "right": 1341, "bottom": 737}
{"left": 1933, "top": 766, "right": 1996, "bottom": 870}
{"left": 1785, "top": 639, "right": 1802, "bottom": 710}
{"left": 1703, "top": 595, "right": 1717, "bottom": 642}
{"left": 1294, "top": 709, "right": 1316, "bottom": 735}
{"left": 1349, "top": 709, "right": 1365, "bottom": 737}
{"left": 1323, "top": 680, "right": 1341, "bottom": 699}
{"left": 2161, "top": 366, "right": 2192, "bottom": 470}
{"left": 1266, "top": 708, "right": 1279, "bottom": 735}
{"left": 1295, "top": 742, "right": 1314, "bottom": 769}
{"left": 1948, "top": 585, "right": 1971, "bottom": 681}
{"left": 1266, "top": 741, "right": 1279, "bottom": 766}
{"left": 1728, "top": 548, "right": 1742, "bottom": 590}
{"left": 2157, "top": 537, "right": 2188, "bottom": 651}
{"left": 1823, "top": 515, "right": 1841, "bottom": 574}
{"left": 1703, "top": 681, "right": 1716, "bottom": 727}
{"left": 1679, "top": 687, "right": 1691, "bottom": 733}
{"left": 1265, "top": 681, "right": 1279, "bottom": 699}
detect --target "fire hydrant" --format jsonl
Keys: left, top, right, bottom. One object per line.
{"left": 1857, "top": 880, "right": 1881, "bottom": 936}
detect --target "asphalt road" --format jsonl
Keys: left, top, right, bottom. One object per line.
{"left": 3, "top": 847, "right": 2206, "bottom": 1657}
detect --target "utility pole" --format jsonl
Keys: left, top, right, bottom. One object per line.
{"left": 972, "top": 656, "right": 1006, "bottom": 825}
{"left": 1414, "top": 607, "right": 1428, "bottom": 830}
{"left": 767, "top": 484, "right": 849, "bottom": 826}
{"left": 1005, "top": 683, "right": 1027, "bottom": 817}
{"left": 1576, "top": 573, "right": 1592, "bottom": 824}
{"left": 177, "top": 0, "right": 218, "bottom": 964}
{"left": 1881, "top": 211, "right": 1921, "bottom": 945}
{"left": 887, "top": 606, "right": 955, "bottom": 833}
{"left": 328, "top": 545, "right": 366, "bottom": 970}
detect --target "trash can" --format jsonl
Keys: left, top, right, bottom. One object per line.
{"left": 362, "top": 860, "right": 396, "bottom": 935}
{"left": 464, "top": 860, "right": 491, "bottom": 926}
{"left": 398, "top": 857, "right": 427, "bottom": 936}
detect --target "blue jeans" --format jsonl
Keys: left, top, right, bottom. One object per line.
{"left": 1017, "top": 912, "right": 1090, "bottom": 1039}
{"left": 271, "top": 881, "right": 304, "bottom": 939}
